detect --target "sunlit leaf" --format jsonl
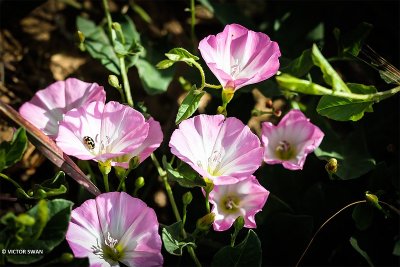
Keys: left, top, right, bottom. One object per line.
{"left": 136, "top": 58, "right": 174, "bottom": 95}
{"left": 311, "top": 44, "right": 351, "bottom": 92}
{"left": 161, "top": 221, "right": 195, "bottom": 256}
{"left": 162, "top": 156, "right": 206, "bottom": 188}
{"left": 175, "top": 85, "right": 205, "bottom": 124}
{"left": 0, "top": 127, "right": 28, "bottom": 171}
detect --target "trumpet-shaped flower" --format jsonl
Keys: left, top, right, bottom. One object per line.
{"left": 169, "top": 114, "right": 263, "bottom": 185}
{"left": 56, "top": 101, "right": 160, "bottom": 166}
{"left": 209, "top": 175, "right": 269, "bottom": 231}
{"left": 19, "top": 78, "right": 106, "bottom": 138}
{"left": 261, "top": 109, "right": 324, "bottom": 170}
{"left": 198, "top": 23, "right": 281, "bottom": 91}
{"left": 66, "top": 192, "right": 163, "bottom": 267}
{"left": 112, "top": 118, "right": 163, "bottom": 168}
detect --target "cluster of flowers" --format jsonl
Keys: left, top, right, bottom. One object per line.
{"left": 19, "top": 24, "right": 324, "bottom": 266}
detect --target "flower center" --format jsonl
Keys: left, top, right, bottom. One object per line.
{"left": 275, "top": 140, "right": 295, "bottom": 160}
{"left": 221, "top": 195, "right": 240, "bottom": 213}
{"left": 207, "top": 150, "right": 223, "bottom": 176}
{"left": 91, "top": 232, "right": 123, "bottom": 264}
{"left": 230, "top": 58, "right": 241, "bottom": 79}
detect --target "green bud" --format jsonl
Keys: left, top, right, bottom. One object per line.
{"left": 365, "top": 191, "right": 379, "bottom": 207}
{"left": 135, "top": 177, "right": 145, "bottom": 189}
{"left": 129, "top": 156, "right": 140, "bottom": 170}
{"left": 108, "top": 75, "right": 121, "bottom": 89}
{"left": 196, "top": 213, "right": 215, "bottom": 231}
{"left": 16, "top": 214, "right": 35, "bottom": 226}
{"left": 325, "top": 158, "right": 338, "bottom": 174}
{"left": 36, "top": 188, "right": 47, "bottom": 199}
{"left": 182, "top": 191, "right": 193, "bottom": 206}
{"left": 216, "top": 105, "right": 227, "bottom": 116}
{"left": 112, "top": 22, "right": 122, "bottom": 32}
{"left": 60, "top": 253, "right": 74, "bottom": 264}
{"left": 114, "top": 166, "right": 127, "bottom": 180}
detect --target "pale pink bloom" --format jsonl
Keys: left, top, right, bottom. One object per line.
{"left": 56, "top": 101, "right": 162, "bottom": 167}
{"left": 209, "top": 175, "right": 269, "bottom": 231}
{"left": 198, "top": 23, "right": 281, "bottom": 91}
{"left": 113, "top": 118, "right": 163, "bottom": 168}
{"left": 66, "top": 192, "right": 163, "bottom": 267}
{"left": 261, "top": 109, "right": 324, "bottom": 170}
{"left": 19, "top": 78, "right": 106, "bottom": 138}
{"left": 169, "top": 114, "right": 263, "bottom": 185}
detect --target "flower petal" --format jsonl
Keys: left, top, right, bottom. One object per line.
{"left": 19, "top": 78, "right": 105, "bottom": 138}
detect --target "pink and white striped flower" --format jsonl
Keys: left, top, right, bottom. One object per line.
{"left": 56, "top": 101, "right": 162, "bottom": 167}
{"left": 209, "top": 175, "right": 269, "bottom": 231}
{"left": 261, "top": 109, "right": 324, "bottom": 170}
{"left": 169, "top": 114, "right": 263, "bottom": 185}
{"left": 66, "top": 192, "right": 163, "bottom": 266}
{"left": 19, "top": 78, "right": 106, "bottom": 138}
{"left": 198, "top": 23, "right": 281, "bottom": 91}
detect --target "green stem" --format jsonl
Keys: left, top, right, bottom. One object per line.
{"left": 205, "top": 192, "right": 211, "bottom": 214}
{"left": 102, "top": 0, "right": 134, "bottom": 107}
{"left": 192, "top": 61, "right": 206, "bottom": 90}
{"left": 103, "top": 172, "right": 110, "bottom": 192}
{"left": 0, "top": 173, "right": 24, "bottom": 190}
{"left": 102, "top": 0, "right": 115, "bottom": 47}
{"left": 116, "top": 176, "right": 126, "bottom": 192}
{"left": 182, "top": 204, "right": 188, "bottom": 227}
{"left": 150, "top": 153, "right": 202, "bottom": 267}
{"left": 119, "top": 57, "right": 134, "bottom": 107}
{"left": 204, "top": 83, "right": 222, "bottom": 89}
{"left": 190, "top": 0, "right": 196, "bottom": 52}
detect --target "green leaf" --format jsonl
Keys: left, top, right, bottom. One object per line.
{"left": 281, "top": 49, "right": 313, "bottom": 77}
{"left": 136, "top": 58, "right": 174, "bottom": 95}
{"left": 0, "top": 127, "right": 28, "bottom": 171}
{"left": 352, "top": 203, "right": 374, "bottom": 231}
{"left": 5, "top": 199, "right": 73, "bottom": 264}
{"left": 156, "top": 59, "right": 175, "bottom": 69}
{"left": 162, "top": 156, "right": 206, "bottom": 188}
{"left": 76, "top": 16, "right": 142, "bottom": 75}
{"left": 349, "top": 236, "right": 374, "bottom": 267}
{"left": 314, "top": 129, "right": 376, "bottom": 180}
{"left": 161, "top": 221, "right": 195, "bottom": 256}
{"left": 175, "top": 86, "right": 205, "bottom": 124}
{"left": 316, "top": 95, "right": 374, "bottom": 121}
{"left": 165, "top": 47, "right": 199, "bottom": 65}
{"left": 77, "top": 16, "right": 120, "bottom": 74}
{"left": 335, "top": 22, "right": 373, "bottom": 57}
{"left": 311, "top": 44, "right": 351, "bottom": 92}
{"left": 212, "top": 230, "right": 262, "bottom": 267}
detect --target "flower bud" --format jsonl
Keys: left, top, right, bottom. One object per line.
{"left": 76, "top": 30, "right": 85, "bottom": 43}
{"left": 99, "top": 160, "right": 112, "bottom": 175}
{"left": 182, "top": 191, "right": 193, "bottom": 206}
{"left": 135, "top": 177, "right": 145, "bottom": 190}
{"left": 325, "top": 158, "right": 338, "bottom": 174}
{"left": 108, "top": 75, "right": 120, "bottom": 89}
{"left": 60, "top": 253, "right": 74, "bottom": 264}
{"left": 112, "top": 22, "right": 122, "bottom": 32}
{"left": 196, "top": 213, "right": 215, "bottom": 231}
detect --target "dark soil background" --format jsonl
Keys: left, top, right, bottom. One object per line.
{"left": 0, "top": 0, "right": 399, "bottom": 266}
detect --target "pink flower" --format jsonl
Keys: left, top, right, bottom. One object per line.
{"left": 113, "top": 118, "right": 163, "bottom": 168}
{"left": 19, "top": 78, "right": 106, "bottom": 138}
{"left": 198, "top": 23, "right": 281, "bottom": 91}
{"left": 56, "top": 101, "right": 162, "bottom": 167}
{"left": 169, "top": 114, "right": 263, "bottom": 185}
{"left": 261, "top": 109, "right": 324, "bottom": 170}
{"left": 209, "top": 175, "right": 269, "bottom": 231}
{"left": 66, "top": 192, "right": 163, "bottom": 266}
